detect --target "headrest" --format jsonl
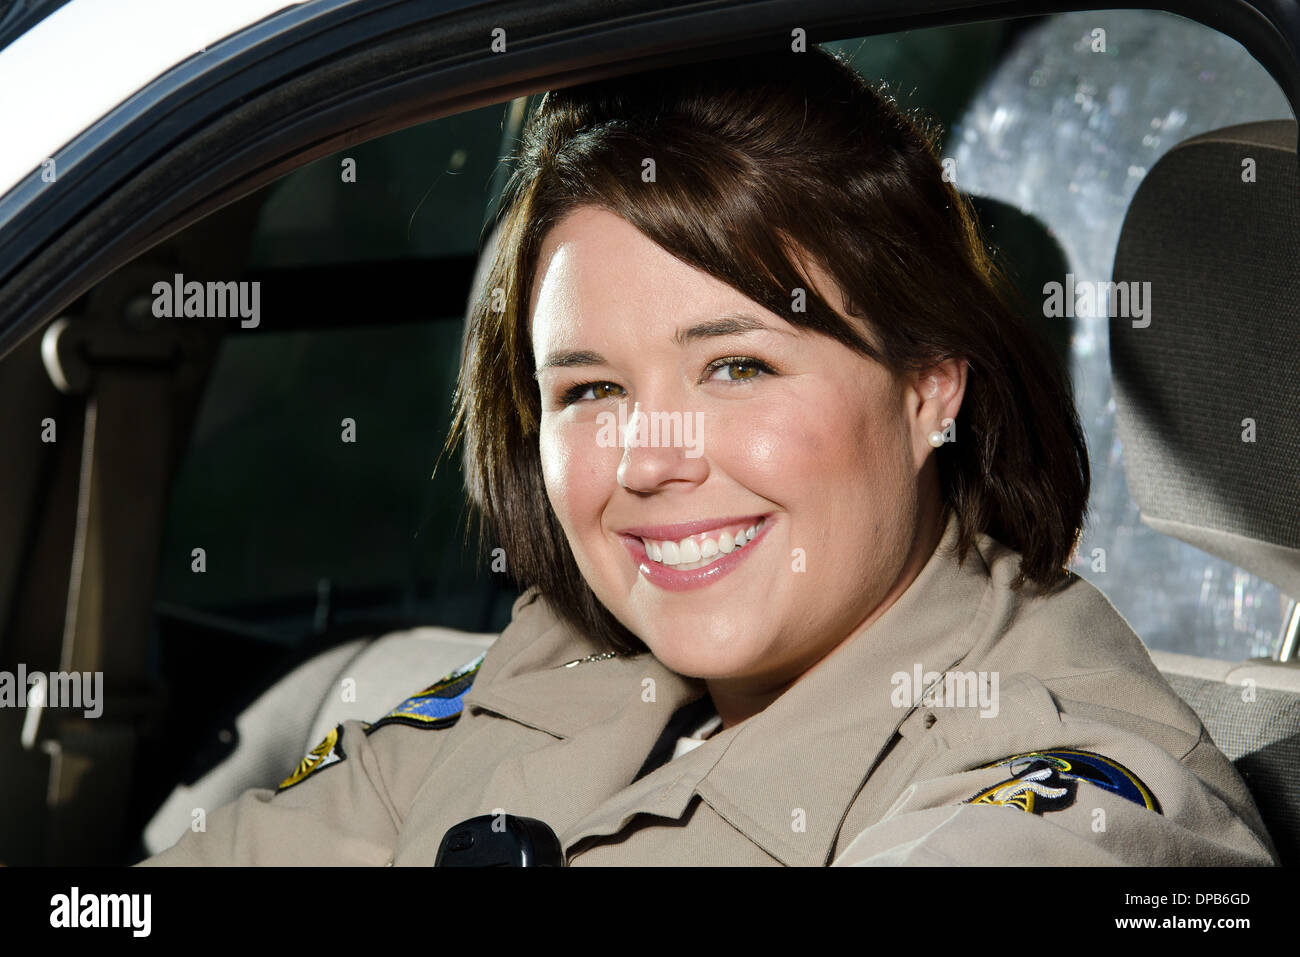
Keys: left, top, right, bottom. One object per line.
{"left": 1111, "top": 120, "right": 1300, "bottom": 599}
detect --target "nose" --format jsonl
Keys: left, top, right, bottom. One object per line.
{"left": 615, "top": 401, "right": 709, "bottom": 493}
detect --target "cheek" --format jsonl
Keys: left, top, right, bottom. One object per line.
{"left": 746, "top": 386, "right": 909, "bottom": 536}
{"left": 726, "top": 389, "right": 896, "bottom": 480}
{"left": 708, "top": 404, "right": 788, "bottom": 479}
{"left": 538, "top": 415, "right": 609, "bottom": 527}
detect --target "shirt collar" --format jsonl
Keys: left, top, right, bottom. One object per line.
{"left": 464, "top": 510, "right": 998, "bottom": 865}
{"left": 463, "top": 594, "right": 708, "bottom": 739}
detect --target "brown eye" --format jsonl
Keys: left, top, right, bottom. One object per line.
{"left": 706, "top": 357, "right": 776, "bottom": 383}
{"left": 559, "top": 381, "right": 626, "bottom": 405}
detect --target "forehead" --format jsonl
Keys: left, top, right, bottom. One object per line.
{"left": 528, "top": 206, "right": 759, "bottom": 345}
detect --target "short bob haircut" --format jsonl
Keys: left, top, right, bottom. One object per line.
{"left": 443, "top": 48, "right": 1089, "bottom": 656}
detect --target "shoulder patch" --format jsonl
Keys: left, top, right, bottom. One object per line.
{"left": 965, "top": 748, "right": 1161, "bottom": 815}
{"left": 365, "top": 651, "right": 486, "bottom": 734}
{"left": 278, "top": 724, "right": 347, "bottom": 792}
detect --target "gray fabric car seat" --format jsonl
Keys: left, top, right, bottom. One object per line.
{"left": 1149, "top": 650, "right": 1300, "bottom": 865}
{"left": 1111, "top": 118, "right": 1300, "bottom": 864}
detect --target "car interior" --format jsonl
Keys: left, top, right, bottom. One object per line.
{"left": 0, "top": 8, "right": 1297, "bottom": 867}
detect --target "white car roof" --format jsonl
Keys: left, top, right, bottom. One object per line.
{"left": 0, "top": 0, "right": 308, "bottom": 197}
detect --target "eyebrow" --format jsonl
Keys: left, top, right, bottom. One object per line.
{"left": 533, "top": 312, "right": 791, "bottom": 379}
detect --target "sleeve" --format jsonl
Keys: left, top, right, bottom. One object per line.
{"left": 137, "top": 717, "right": 426, "bottom": 866}
{"left": 832, "top": 681, "right": 1279, "bottom": 867}
{"left": 137, "top": 649, "right": 486, "bottom": 866}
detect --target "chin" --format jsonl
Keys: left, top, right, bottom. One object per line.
{"left": 639, "top": 627, "right": 763, "bottom": 680}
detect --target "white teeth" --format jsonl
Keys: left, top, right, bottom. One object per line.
{"left": 640, "top": 517, "right": 765, "bottom": 569}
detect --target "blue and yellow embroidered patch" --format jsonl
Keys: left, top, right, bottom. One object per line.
{"left": 365, "top": 651, "right": 486, "bottom": 734}
{"left": 965, "top": 748, "right": 1161, "bottom": 815}
{"left": 279, "top": 724, "right": 347, "bottom": 791}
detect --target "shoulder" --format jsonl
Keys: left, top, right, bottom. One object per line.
{"left": 919, "top": 535, "right": 1277, "bottom": 860}
{"left": 275, "top": 649, "right": 488, "bottom": 794}
{"left": 956, "top": 531, "right": 1158, "bottom": 685}
{"left": 349, "top": 584, "right": 571, "bottom": 739}
{"left": 969, "top": 534, "right": 1204, "bottom": 744}
{"left": 361, "top": 584, "right": 554, "bottom": 734}
{"left": 971, "top": 530, "right": 1145, "bottom": 664}
{"left": 277, "top": 587, "right": 583, "bottom": 790}
{"left": 846, "top": 674, "right": 1278, "bottom": 864}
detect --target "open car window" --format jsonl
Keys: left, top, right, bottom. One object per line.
{"left": 1, "top": 2, "right": 1298, "bottom": 872}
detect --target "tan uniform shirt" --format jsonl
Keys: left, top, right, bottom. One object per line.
{"left": 141, "top": 513, "right": 1279, "bottom": 866}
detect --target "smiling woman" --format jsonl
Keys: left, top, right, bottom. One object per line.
{"left": 451, "top": 49, "right": 1088, "bottom": 728}
{"left": 525, "top": 205, "right": 962, "bottom": 726}
{"left": 142, "top": 47, "right": 1279, "bottom": 868}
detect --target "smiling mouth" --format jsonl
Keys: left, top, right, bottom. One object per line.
{"left": 637, "top": 517, "right": 767, "bottom": 570}
{"left": 617, "top": 514, "right": 774, "bottom": 591}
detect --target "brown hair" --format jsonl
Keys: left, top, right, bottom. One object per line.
{"left": 442, "top": 48, "right": 1089, "bottom": 655}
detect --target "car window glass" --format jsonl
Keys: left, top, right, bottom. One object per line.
{"left": 153, "top": 101, "right": 521, "bottom": 649}
{"left": 246, "top": 106, "right": 513, "bottom": 267}
{"left": 927, "top": 9, "right": 1293, "bottom": 659}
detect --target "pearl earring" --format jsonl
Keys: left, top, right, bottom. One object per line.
{"left": 927, "top": 430, "right": 945, "bottom": 448}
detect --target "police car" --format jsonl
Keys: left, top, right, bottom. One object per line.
{"left": 0, "top": 0, "right": 1296, "bottom": 869}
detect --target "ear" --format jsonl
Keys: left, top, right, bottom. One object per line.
{"left": 906, "top": 357, "right": 968, "bottom": 470}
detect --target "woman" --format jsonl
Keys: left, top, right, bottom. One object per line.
{"left": 144, "top": 48, "right": 1277, "bottom": 866}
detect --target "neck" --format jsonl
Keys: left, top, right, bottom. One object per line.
{"left": 707, "top": 504, "right": 948, "bottom": 732}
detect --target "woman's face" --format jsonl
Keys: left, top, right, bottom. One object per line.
{"left": 530, "top": 205, "right": 962, "bottom": 706}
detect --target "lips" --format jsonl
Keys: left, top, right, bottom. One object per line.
{"left": 618, "top": 514, "right": 775, "bottom": 592}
